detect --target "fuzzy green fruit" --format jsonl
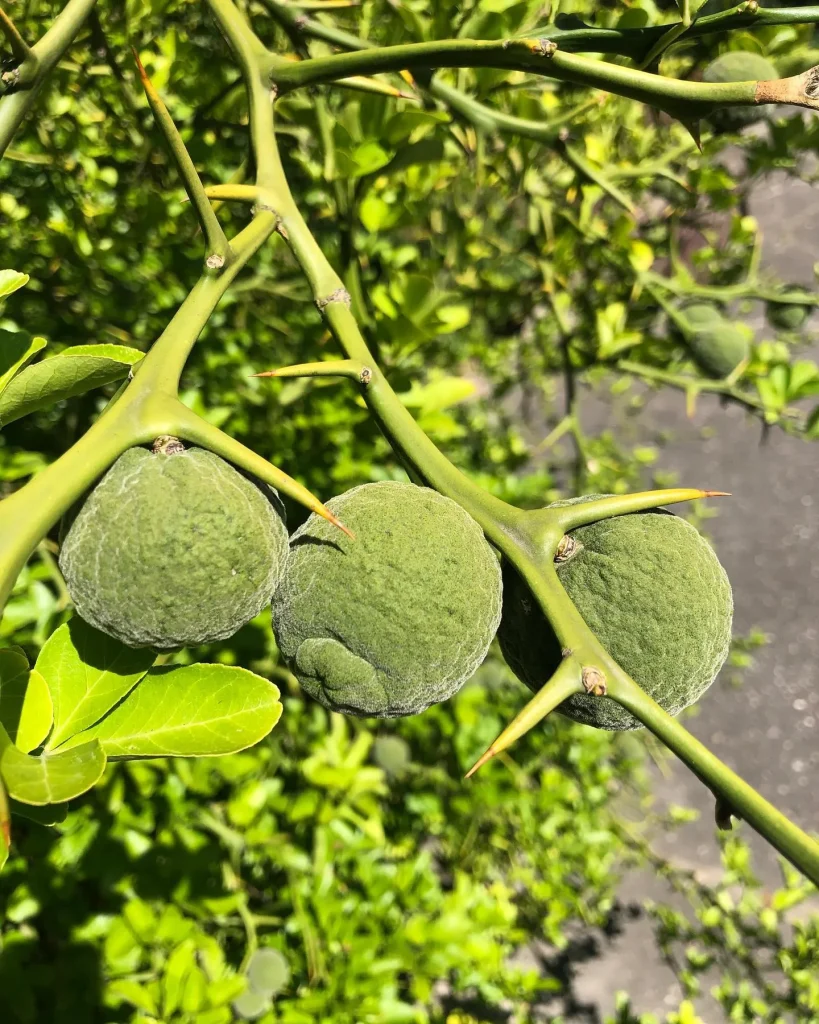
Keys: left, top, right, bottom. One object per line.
{"left": 669, "top": 302, "right": 722, "bottom": 346}
{"left": 272, "top": 481, "right": 502, "bottom": 718}
{"left": 497, "top": 497, "right": 733, "bottom": 731}
{"left": 765, "top": 298, "right": 812, "bottom": 331}
{"left": 703, "top": 52, "right": 778, "bottom": 131}
{"left": 60, "top": 443, "right": 288, "bottom": 649}
{"left": 686, "top": 322, "right": 750, "bottom": 378}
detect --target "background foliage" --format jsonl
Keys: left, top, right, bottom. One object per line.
{"left": 1, "top": 0, "right": 818, "bottom": 1020}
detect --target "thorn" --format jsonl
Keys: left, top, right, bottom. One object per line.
{"left": 251, "top": 370, "right": 280, "bottom": 378}
{"left": 465, "top": 745, "right": 497, "bottom": 779}
{"left": 324, "top": 511, "right": 355, "bottom": 540}
{"left": 701, "top": 490, "right": 731, "bottom": 497}
{"left": 680, "top": 119, "right": 702, "bottom": 151}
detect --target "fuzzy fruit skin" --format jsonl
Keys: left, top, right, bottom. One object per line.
{"left": 497, "top": 497, "right": 733, "bottom": 731}
{"left": 766, "top": 300, "right": 812, "bottom": 331}
{"left": 60, "top": 446, "right": 288, "bottom": 649}
{"left": 702, "top": 52, "right": 778, "bottom": 131}
{"left": 272, "top": 481, "right": 502, "bottom": 719}
{"left": 686, "top": 322, "right": 749, "bottom": 379}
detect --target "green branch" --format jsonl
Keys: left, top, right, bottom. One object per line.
{"left": 273, "top": 40, "right": 819, "bottom": 121}
{"left": 0, "top": 0, "right": 98, "bottom": 157}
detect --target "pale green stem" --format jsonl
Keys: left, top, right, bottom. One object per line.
{"left": 0, "top": 0, "right": 98, "bottom": 157}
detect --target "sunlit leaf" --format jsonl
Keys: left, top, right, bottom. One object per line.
{"left": 0, "top": 270, "right": 29, "bottom": 300}
{"left": 58, "top": 663, "right": 282, "bottom": 759}
{"left": 0, "top": 648, "right": 53, "bottom": 753}
{"left": 0, "top": 343, "right": 144, "bottom": 426}
{"left": 40, "top": 619, "right": 156, "bottom": 750}
{"left": 0, "top": 723, "right": 106, "bottom": 805}
{"left": 0, "top": 330, "right": 47, "bottom": 398}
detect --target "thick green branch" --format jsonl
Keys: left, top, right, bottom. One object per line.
{"left": 0, "top": 0, "right": 98, "bottom": 157}
{"left": 268, "top": 41, "right": 819, "bottom": 121}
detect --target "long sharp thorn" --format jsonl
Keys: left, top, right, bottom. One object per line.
{"left": 465, "top": 659, "right": 583, "bottom": 779}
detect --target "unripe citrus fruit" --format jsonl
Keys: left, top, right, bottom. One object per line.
{"left": 498, "top": 497, "right": 733, "bottom": 730}
{"left": 60, "top": 441, "right": 288, "bottom": 649}
{"left": 272, "top": 481, "right": 502, "bottom": 718}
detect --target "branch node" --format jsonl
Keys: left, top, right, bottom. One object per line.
{"left": 315, "top": 287, "right": 352, "bottom": 311}
{"left": 532, "top": 38, "right": 558, "bottom": 58}
{"left": 554, "top": 534, "right": 579, "bottom": 563}
{"left": 294, "top": 14, "right": 309, "bottom": 30}
{"left": 359, "top": 366, "right": 372, "bottom": 386}
{"left": 582, "top": 666, "right": 607, "bottom": 697}
{"left": 206, "top": 253, "right": 226, "bottom": 269}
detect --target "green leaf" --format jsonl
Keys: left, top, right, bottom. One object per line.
{"left": 359, "top": 195, "right": 402, "bottom": 233}
{"left": 0, "top": 722, "right": 106, "bottom": 805}
{"left": 384, "top": 110, "right": 450, "bottom": 145}
{"left": 0, "top": 649, "right": 53, "bottom": 753}
{"left": 39, "top": 619, "right": 156, "bottom": 750}
{"left": 0, "top": 329, "right": 47, "bottom": 398}
{"left": 384, "top": 137, "right": 445, "bottom": 175}
{"left": 0, "top": 343, "right": 144, "bottom": 427}
{"left": 58, "top": 663, "right": 282, "bottom": 759}
{"left": 0, "top": 270, "right": 29, "bottom": 301}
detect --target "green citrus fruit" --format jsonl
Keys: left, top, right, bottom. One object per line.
{"left": 497, "top": 497, "right": 733, "bottom": 730}
{"left": 60, "top": 442, "right": 288, "bottom": 649}
{"left": 272, "top": 481, "right": 502, "bottom": 718}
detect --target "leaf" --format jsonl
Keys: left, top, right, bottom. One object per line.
{"left": 385, "top": 138, "right": 445, "bottom": 175}
{"left": 0, "top": 270, "right": 29, "bottom": 301}
{"left": 58, "top": 663, "right": 282, "bottom": 759}
{"left": 0, "top": 329, "right": 47, "bottom": 397}
{"left": 0, "top": 722, "right": 106, "bottom": 805}
{"left": 39, "top": 619, "right": 156, "bottom": 750}
{"left": 384, "top": 109, "right": 450, "bottom": 144}
{"left": 0, "top": 649, "right": 53, "bottom": 753}
{"left": 359, "top": 195, "right": 402, "bottom": 234}
{"left": 0, "top": 343, "right": 144, "bottom": 427}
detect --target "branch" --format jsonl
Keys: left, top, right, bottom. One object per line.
{"left": 268, "top": 41, "right": 819, "bottom": 121}
{"left": 0, "top": 0, "right": 98, "bottom": 158}
{"left": 132, "top": 49, "right": 232, "bottom": 268}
